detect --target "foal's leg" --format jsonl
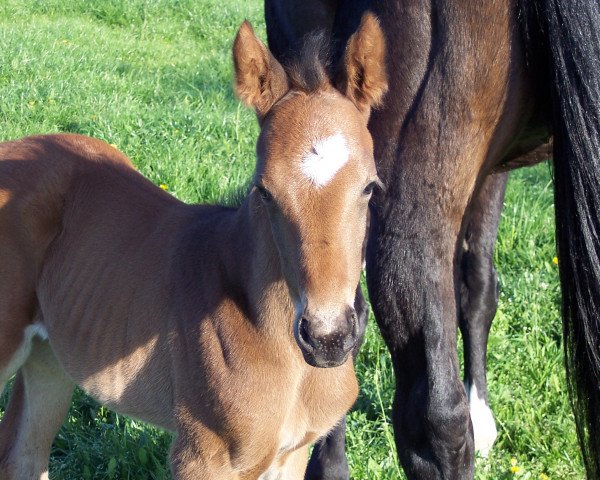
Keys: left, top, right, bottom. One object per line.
{"left": 305, "top": 286, "right": 368, "bottom": 480}
{"left": 0, "top": 338, "right": 74, "bottom": 480}
{"left": 0, "top": 372, "right": 24, "bottom": 465}
{"left": 170, "top": 427, "right": 240, "bottom": 480}
{"left": 0, "top": 245, "right": 40, "bottom": 396}
{"left": 282, "top": 445, "right": 310, "bottom": 480}
{"left": 459, "top": 172, "right": 508, "bottom": 457}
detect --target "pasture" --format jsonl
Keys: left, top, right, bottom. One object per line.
{"left": 0, "top": 0, "right": 584, "bottom": 478}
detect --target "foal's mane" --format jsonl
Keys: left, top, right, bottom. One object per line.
{"left": 284, "top": 31, "right": 332, "bottom": 94}
{"left": 218, "top": 180, "right": 252, "bottom": 209}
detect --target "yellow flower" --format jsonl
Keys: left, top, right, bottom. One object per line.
{"left": 159, "top": 184, "right": 168, "bottom": 191}
{"left": 511, "top": 465, "right": 521, "bottom": 474}
{"left": 552, "top": 256, "right": 559, "bottom": 265}
{"left": 540, "top": 474, "right": 549, "bottom": 480}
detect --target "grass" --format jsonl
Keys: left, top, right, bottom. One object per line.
{"left": 0, "top": 1, "right": 584, "bottom": 478}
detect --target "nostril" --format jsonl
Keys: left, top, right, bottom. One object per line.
{"left": 299, "top": 317, "right": 315, "bottom": 352}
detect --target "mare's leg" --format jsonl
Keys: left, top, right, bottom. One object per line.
{"left": 305, "top": 286, "right": 368, "bottom": 480}
{"left": 365, "top": 172, "right": 507, "bottom": 477}
{"left": 305, "top": 418, "right": 349, "bottom": 480}
{"left": 366, "top": 210, "right": 474, "bottom": 480}
{"left": 0, "top": 338, "right": 74, "bottom": 479}
{"left": 459, "top": 172, "right": 508, "bottom": 457}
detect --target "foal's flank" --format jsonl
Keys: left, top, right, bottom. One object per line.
{"left": 0, "top": 15, "right": 387, "bottom": 479}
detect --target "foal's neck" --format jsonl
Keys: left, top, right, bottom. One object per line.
{"left": 179, "top": 195, "right": 295, "bottom": 339}
{"left": 231, "top": 197, "right": 294, "bottom": 327}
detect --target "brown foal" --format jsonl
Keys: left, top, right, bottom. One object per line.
{"left": 0, "top": 15, "right": 387, "bottom": 480}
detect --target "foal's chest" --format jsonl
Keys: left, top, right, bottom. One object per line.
{"left": 283, "top": 364, "right": 357, "bottom": 443}
{"left": 236, "top": 361, "right": 359, "bottom": 476}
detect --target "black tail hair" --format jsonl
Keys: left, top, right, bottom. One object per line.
{"left": 522, "top": 0, "right": 600, "bottom": 477}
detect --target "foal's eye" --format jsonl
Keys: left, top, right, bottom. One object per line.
{"left": 363, "top": 181, "right": 378, "bottom": 196}
{"left": 256, "top": 185, "right": 273, "bottom": 203}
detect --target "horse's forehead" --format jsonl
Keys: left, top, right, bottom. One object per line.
{"left": 300, "top": 133, "right": 350, "bottom": 187}
{"left": 274, "top": 90, "right": 363, "bottom": 134}
{"left": 260, "top": 91, "right": 372, "bottom": 182}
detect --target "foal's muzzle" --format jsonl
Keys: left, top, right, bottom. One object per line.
{"left": 295, "top": 306, "right": 358, "bottom": 368}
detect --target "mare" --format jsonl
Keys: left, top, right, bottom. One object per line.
{"left": 265, "top": 1, "right": 600, "bottom": 479}
{"left": 0, "top": 17, "right": 387, "bottom": 479}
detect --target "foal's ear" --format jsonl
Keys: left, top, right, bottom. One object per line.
{"left": 233, "top": 21, "right": 289, "bottom": 119}
{"left": 336, "top": 13, "right": 388, "bottom": 116}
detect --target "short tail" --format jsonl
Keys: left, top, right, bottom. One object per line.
{"left": 525, "top": 0, "right": 600, "bottom": 477}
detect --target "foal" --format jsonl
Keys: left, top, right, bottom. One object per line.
{"left": 0, "top": 16, "right": 387, "bottom": 480}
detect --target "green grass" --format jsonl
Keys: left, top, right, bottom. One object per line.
{"left": 0, "top": 1, "right": 584, "bottom": 478}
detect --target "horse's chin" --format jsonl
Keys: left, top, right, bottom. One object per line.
{"left": 298, "top": 347, "right": 351, "bottom": 369}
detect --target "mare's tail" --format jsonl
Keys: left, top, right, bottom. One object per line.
{"left": 524, "top": 0, "right": 600, "bottom": 477}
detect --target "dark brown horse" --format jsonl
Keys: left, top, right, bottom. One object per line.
{"left": 0, "top": 17, "right": 387, "bottom": 479}
{"left": 266, "top": 1, "right": 600, "bottom": 479}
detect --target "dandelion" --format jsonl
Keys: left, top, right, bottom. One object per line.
{"left": 510, "top": 458, "right": 520, "bottom": 475}
{"left": 540, "top": 474, "right": 549, "bottom": 480}
{"left": 552, "top": 256, "right": 559, "bottom": 265}
{"left": 159, "top": 184, "right": 169, "bottom": 191}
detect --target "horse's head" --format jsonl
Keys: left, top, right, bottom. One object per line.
{"left": 233, "top": 14, "right": 387, "bottom": 368}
